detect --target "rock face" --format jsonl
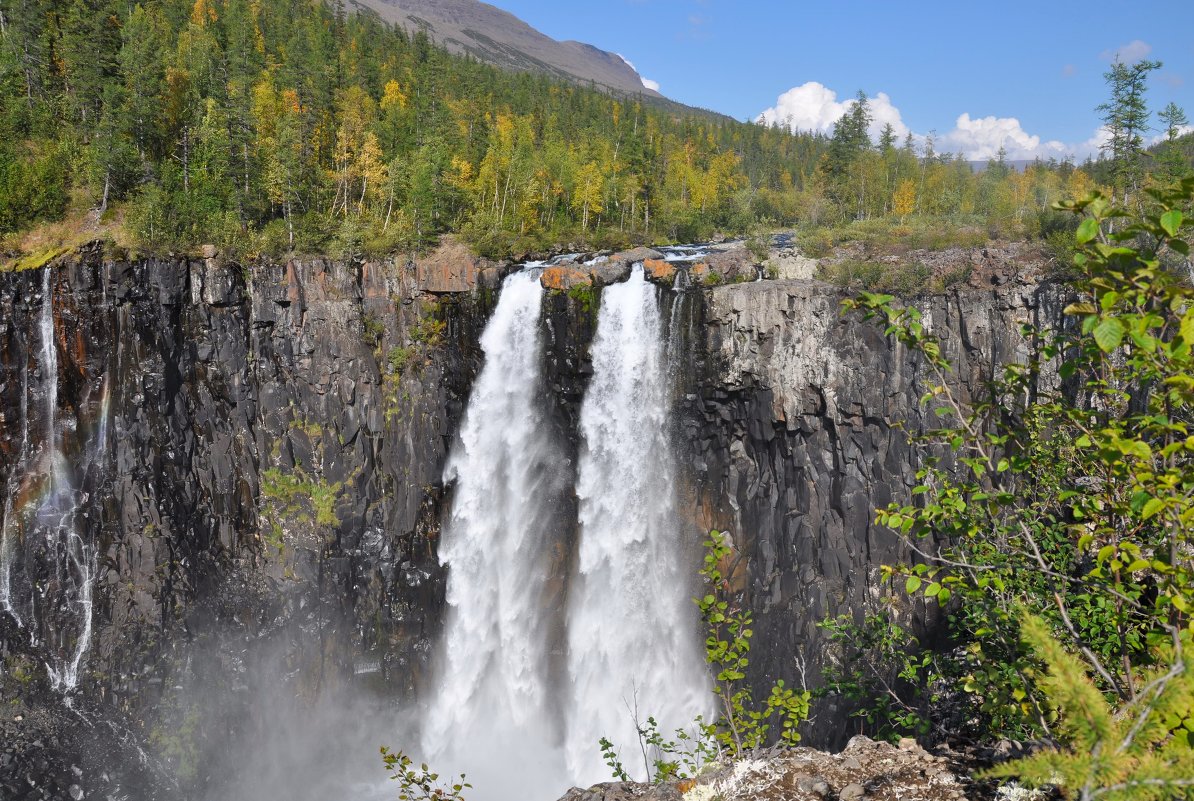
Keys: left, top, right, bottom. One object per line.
{"left": 556, "top": 736, "right": 967, "bottom": 801}
{"left": 678, "top": 274, "right": 1066, "bottom": 740}
{"left": 0, "top": 241, "right": 1062, "bottom": 794}
{"left": 0, "top": 243, "right": 492, "bottom": 797}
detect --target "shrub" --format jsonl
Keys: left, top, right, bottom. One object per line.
{"left": 845, "top": 177, "right": 1194, "bottom": 795}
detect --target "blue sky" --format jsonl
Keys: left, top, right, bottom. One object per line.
{"left": 492, "top": 0, "right": 1194, "bottom": 160}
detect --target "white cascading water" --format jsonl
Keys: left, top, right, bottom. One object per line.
{"left": 0, "top": 269, "right": 98, "bottom": 691}
{"left": 564, "top": 264, "right": 710, "bottom": 783}
{"left": 422, "top": 269, "right": 572, "bottom": 800}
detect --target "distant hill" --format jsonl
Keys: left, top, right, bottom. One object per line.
{"left": 349, "top": 0, "right": 661, "bottom": 98}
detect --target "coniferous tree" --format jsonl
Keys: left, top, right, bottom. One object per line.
{"left": 1097, "top": 58, "right": 1162, "bottom": 203}
{"left": 1156, "top": 102, "right": 1190, "bottom": 182}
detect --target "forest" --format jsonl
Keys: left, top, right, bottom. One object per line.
{"left": 3, "top": 0, "right": 1185, "bottom": 264}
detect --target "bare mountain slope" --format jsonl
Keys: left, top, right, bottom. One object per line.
{"left": 349, "top": 0, "right": 662, "bottom": 98}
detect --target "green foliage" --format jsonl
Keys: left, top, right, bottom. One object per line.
{"left": 699, "top": 530, "right": 810, "bottom": 755}
{"left": 818, "top": 612, "right": 936, "bottom": 739}
{"left": 1097, "top": 59, "right": 1163, "bottom": 200}
{"left": 362, "top": 311, "right": 386, "bottom": 350}
{"left": 410, "top": 303, "right": 446, "bottom": 346}
{"left": 702, "top": 270, "right": 724, "bottom": 287}
{"left": 380, "top": 747, "right": 470, "bottom": 801}
{"left": 260, "top": 466, "right": 343, "bottom": 552}
{"left": 387, "top": 345, "right": 416, "bottom": 376}
{"left": 842, "top": 177, "right": 1194, "bottom": 794}
{"left": 597, "top": 531, "right": 810, "bottom": 783}
{"left": 567, "top": 283, "right": 597, "bottom": 316}
{"left": 0, "top": 141, "right": 69, "bottom": 234}
{"left": 745, "top": 229, "right": 772, "bottom": 264}
{"left": 598, "top": 736, "right": 631, "bottom": 783}
{"left": 149, "top": 701, "right": 202, "bottom": 785}
{"left": 985, "top": 614, "right": 1194, "bottom": 800}
{"left": 601, "top": 715, "right": 720, "bottom": 785}
{"left": 0, "top": 0, "right": 1139, "bottom": 263}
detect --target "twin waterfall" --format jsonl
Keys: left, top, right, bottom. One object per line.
{"left": 424, "top": 266, "right": 710, "bottom": 799}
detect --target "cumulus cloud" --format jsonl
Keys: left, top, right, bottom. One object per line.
{"left": 1100, "top": 39, "right": 1152, "bottom": 62}
{"left": 755, "top": 81, "right": 910, "bottom": 141}
{"left": 616, "top": 53, "right": 661, "bottom": 93}
{"left": 940, "top": 113, "right": 1069, "bottom": 161}
{"left": 758, "top": 81, "right": 1110, "bottom": 162}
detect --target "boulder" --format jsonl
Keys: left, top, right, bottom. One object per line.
{"left": 415, "top": 236, "right": 494, "bottom": 293}
{"left": 769, "top": 249, "right": 817, "bottom": 280}
{"left": 608, "top": 246, "right": 664, "bottom": 265}
{"left": 588, "top": 259, "right": 633, "bottom": 287}
{"left": 541, "top": 265, "right": 592, "bottom": 291}
{"left": 642, "top": 259, "right": 675, "bottom": 284}
{"left": 702, "top": 243, "right": 754, "bottom": 283}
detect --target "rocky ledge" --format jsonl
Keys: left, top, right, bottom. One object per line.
{"left": 559, "top": 737, "right": 971, "bottom": 801}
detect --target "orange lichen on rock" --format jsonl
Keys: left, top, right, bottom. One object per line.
{"left": 642, "top": 258, "right": 675, "bottom": 283}
{"left": 540, "top": 265, "right": 591, "bottom": 290}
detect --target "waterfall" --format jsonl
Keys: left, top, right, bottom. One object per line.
{"left": 564, "top": 265, "right": 709, "bottom": 783}
{"left": 423, "top": 269, "right": 571, "bottom": 799}
{"left": 0, "top": 341, "right": 29, "bottom": 625}
{"left": 421, "top": 264, "right": 711, "bottom": 797}
{"left": 0, "top": 269, "right": 99, "bottom": 692}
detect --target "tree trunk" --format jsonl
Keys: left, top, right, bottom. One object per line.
{"left": 99, "top": 168, "right": 110, "bottom": 216}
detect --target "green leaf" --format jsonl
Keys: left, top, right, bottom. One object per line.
{"left": 1141, "top": 498, "right": 1165, "bottom": 520}
{"left": 1092, "top": 317, "right": 1125, "bottom": 353}
{"left": 1160, "top": 209, "right": 1182, "bottom": 237}
{"left": 905, "top": 576, "right": 922, "bottom": 594}
{"left": 1076, "top": 217, "right": 1099, "bottom": 244}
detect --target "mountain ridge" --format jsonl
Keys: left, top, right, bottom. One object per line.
{"left": 349, "top": 0, "right": 662, "bottom": 98}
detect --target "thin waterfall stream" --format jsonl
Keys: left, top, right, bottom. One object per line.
{"left": 0, "top": 268, "right": 100, "bottom": 692}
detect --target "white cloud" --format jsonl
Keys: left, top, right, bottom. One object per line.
{"left": 1100, "top": 39, "right": 1152, "bottom": 62}
{"left": 940, "top": 113, "right": 1069, "bottom": 161}
{"left": 755, "top": 81, "right": 909, "bottom": 141}
{"left": 616, "top": 53, "right": 661, "bottom": 93}
{"left": 758, "top": 81, "right": 1110, "bottom": 162}
{"left": 1079, "top": 126, "right": 1113, "bottom": 157}
{"left": 1149, "top": 125, "right": 1194, "bottom": 146}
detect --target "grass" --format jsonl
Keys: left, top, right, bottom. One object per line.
{"left": 796, "top": 216, "right": 997, "bottom": 259}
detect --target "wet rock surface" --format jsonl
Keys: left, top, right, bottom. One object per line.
{"left": 0, "top": 615, "right": 174, "bottom": 800}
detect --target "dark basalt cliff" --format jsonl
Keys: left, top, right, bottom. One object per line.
{"left": 682, "top": 275, "right": 1065, "bottom": 739}
{"left": 0, "top": 243, "right": 1059, "bottom": 798}
{"left": 0, "top": 246, "right": 494, "bottom": 799}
